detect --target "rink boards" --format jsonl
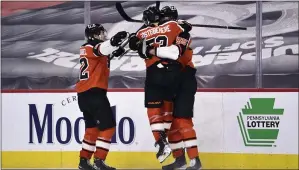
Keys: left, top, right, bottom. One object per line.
{"left": 1, "top": 91, "right": 298, "bottom": 169}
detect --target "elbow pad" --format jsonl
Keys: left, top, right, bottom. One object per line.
{"left": 99, "top": 40, "right": 118, "bottom": 56}
{"left": 156, "top": 45, "right": 180, "bottom": 60}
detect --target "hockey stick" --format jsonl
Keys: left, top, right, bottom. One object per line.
{"left": 115, "top": 2, "right": 247, "bottom": 30}
{"left": 115, "top": 2, "right": 143, "bottom": 23}
{"left": 191, "top": 24, "right": 247, "bottom": 30}
{"left": 156, "top": 1, "right": 160, "bottom": 9}
{"left": 115, "top": 1, "right": 160, "bottom": 23}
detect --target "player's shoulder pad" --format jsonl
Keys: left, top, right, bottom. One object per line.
{"left": 81, "top": 42, "right": 89, "bottom": 47}
{"left": 161, "top": 20, "right": 185, "bottom": 32}
{"left": 137, "top": 24, "right": 147, "bottom": 32}
{"left": 83, "top": 41, "right": 101, "bottom": 48}
{"left": 136, "top": 24, "right": 153, "bottom": 37}
{"left": 160, "top": 20, "right": 179, "bottom": 26}
{"left": 82, "top": 42, "right": 95, "bottom": 49}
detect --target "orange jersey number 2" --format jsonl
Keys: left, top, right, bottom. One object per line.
{"left": 79, "top": 57, "right": 89, "bottom": 80}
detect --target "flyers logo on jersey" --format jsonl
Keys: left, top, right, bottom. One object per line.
{"left": 141, "top": 25, "right": 171, "bottom": 38}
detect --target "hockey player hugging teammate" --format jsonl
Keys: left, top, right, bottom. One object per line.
{"left": 129, "top": 5, "right": 202, "bottom": 170}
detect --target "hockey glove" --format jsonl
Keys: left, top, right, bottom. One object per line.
{"left": 178, "top": 20, "right": 192, "bottom": 32}
{"left": 128, "top": 33, "right": 142, "bottom": 51}
{"left": 110, "top": 31, "right": 129, "bottom": 46}
{"left": 112, "top": 46, "right": 126, "bottom": 57}
{"left": 137, "top": 38, "right": 155, "bottom": 59}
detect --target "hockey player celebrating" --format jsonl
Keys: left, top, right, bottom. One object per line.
{"left": 128, "top": 5, "right": 200, "bottom": 166}
{"left": 128, "top": 6, "right": 182, "bottom": 163}
{"left": 158, "top": 6, "right": 203, "bottom": 170}
{"left": 76, "top": 23, "right": 128, "bottom": 170}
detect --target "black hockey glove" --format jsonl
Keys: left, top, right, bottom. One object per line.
{"left": 110, "top": 31, "right": 129, "bottom": 46}
{"left": 112, "top": 46, "right": 126, "bottom": 57}
{"left": 137, "top": 39, "right": 155, "bottom": 59}
{"left": 128, "top": 33, "right": 142, "bottom": 51}
{"left": 178, "top": 20, "right": 192, "bottom": 32}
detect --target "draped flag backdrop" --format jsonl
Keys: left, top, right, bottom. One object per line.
{"left": 1, "top": 1, "right": 298, "bottom": 89}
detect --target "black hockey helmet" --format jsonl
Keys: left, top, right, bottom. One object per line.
{"left": 142, "top": 6, "right": 161, "bottom": 26}
{"left": 85, "top": 23, "right": 106, "bottom": 42}
{"left": 160, "top": 6, "right": 178, "bottom": 21}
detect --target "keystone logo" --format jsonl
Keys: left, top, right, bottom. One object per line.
{"left": 237, "top": 98, "right": 284, "bottom": 147}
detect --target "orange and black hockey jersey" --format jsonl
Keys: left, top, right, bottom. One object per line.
{"left": 76, "top": 43, "right": 110, "bottom": 93}
{"left": 178, "top": 47, "right": 194, "bottom": 68}
{"left": 136, "top": 21, "right": 185, "bottom": 67}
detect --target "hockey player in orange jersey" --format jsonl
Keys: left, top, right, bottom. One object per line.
{"left": 76, "top": 23, "right": 128, "bottom": 170}
{"left": 128, "top": 5, "right": 196, "bottom": 165}
{"left": 158, "top": 6, "right": 202, "bottom": 170}
{"left": 129, "top": 5, "right": 202, "bottom": 170}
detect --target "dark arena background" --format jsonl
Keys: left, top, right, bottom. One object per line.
{"left": 1, "top": 1, "right": 298, "bottom": 89}
{"left": 1, "top": 1, "right": 298, "bottom": 170}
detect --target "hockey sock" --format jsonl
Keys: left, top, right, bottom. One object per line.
{"left": 147, "top": 108, "right": 164, "bottom": 141}
{"left": 173, "top": 118, "right": 199, "bottom": 159}
{"left": 168, "top": 127, "right": 185, "bottom": 158}
{"left": 162, "top": 101, "right": 173, "bottom": 134}
{"left": 80, "top": 127, "right": 98, "bottom": 159}
{"left": 94, "top": 127, "right": 116, "bottom": 160}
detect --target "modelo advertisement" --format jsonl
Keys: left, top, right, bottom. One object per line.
{"left": 2, "top": 93, "right": 156, "bottom": 152}
{"left": 1, "top": 92, "right": 298, "bottom": 154}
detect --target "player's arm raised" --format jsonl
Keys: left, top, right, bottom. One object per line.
{"left": 93, "top": 31, "right": 129, "bottom": 57}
